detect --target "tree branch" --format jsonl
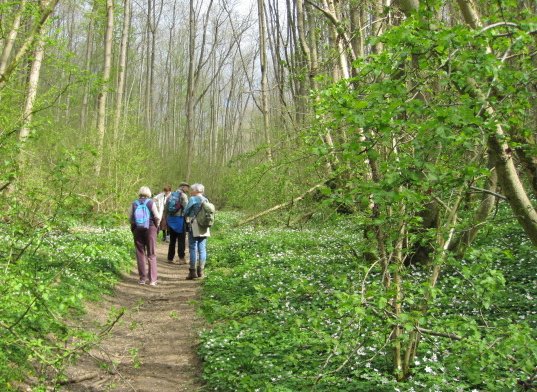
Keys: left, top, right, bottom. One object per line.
{"left": 236, "top": 182, "right": 326, "bottom": 226}
{"left": 469, "top": 185, "right": 507, "bottom": 200}
{"left": 415, "top": 326, "right": 462, "bottom": 341}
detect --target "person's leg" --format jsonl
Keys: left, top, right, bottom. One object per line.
{"left": 188, "top": 233, "right": 197, "bottom": 269}
{"left": 160, "top": 219, "right": 167, "bottom": 241}
{"left": 197, "top": 238, "right": 207, "bottom": 277}
{"left": 178, "top": 229, "right": 186, "bottom": 262}
{"left": 133, "top": 229, "right": 147, "bottom": 283}
{"left": 167, "top": 228, "right": 178, "bottom": 262}
{"left": 147, "top": 225, "right": 158, "bottom": 284}
{"left": 186, "top": 233, "right": 198, "bottom": 279}
{"left": 163, "top": 217, "right": 169, "bottom": 242}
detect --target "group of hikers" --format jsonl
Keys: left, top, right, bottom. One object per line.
{"left": 129, "top": 182, "right": 211, "bottom": 286}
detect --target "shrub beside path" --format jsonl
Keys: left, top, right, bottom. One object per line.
{"left": 63, "top": 242, "right": 203, "bottom": 391}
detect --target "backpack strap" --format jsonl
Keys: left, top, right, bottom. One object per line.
{"left": 194, "top": 196, "right": 208, "bottom": 218}
{"left": 133, "top": 199, "right": 153, "bottom": 214}
{"left": 148, "top": 199, "right": 157, "bottom": 224}
{"left": 176, "top": 191, "right": 183, "bottom": 210}
{"left": 144, "top": 199, "right": 153, "bottom": 217}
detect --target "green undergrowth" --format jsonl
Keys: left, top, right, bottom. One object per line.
{"left": 0, "top": 224, "right": 133, "bottom": 391}
{"left": 199, "top": 211, "right": 536, "bottom": 391}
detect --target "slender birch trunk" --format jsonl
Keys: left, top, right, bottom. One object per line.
{"left": 94, "top": 0, "right": 114, "bottom": 177}
{"left": 19, "top": 37, "right": 45, "bottom": 146}
{"left": 0, "top": 0, "right": 59, "bottom": 90}
{"left": 145, "top": 0, "right": 153, "bottom": 129}
{"left": 257, "top": 0, "right": 273, "bottom": 161}
{"left": 185, "top": 0, "right": 197, "bottom": 181}
{"left": 18, "top": 0, "right": 57, "bottom": 146}
{"left": 80, "top": 1, "right": 96, "bottom": 129}
{"left": 0, "top": 0, "right": 27, "bottom": 78}
{"left": 349, "top": 1, "right": 364, "bottom": 59}
{"left": 165, "top": 0, "right": 178, "bottom": 154}
{"left": 113, "top": 0, "right": 131, "bottom": 146}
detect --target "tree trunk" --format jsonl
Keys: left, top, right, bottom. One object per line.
{"left": 94, "top": 0, "right": 114, "bottom": 177}
{"left": 257, "top": 0, "right": 274, "bottom": 161}
{"left": 80, "top": 1, "right": 96, "bottom": 129}
{"left": 349, "top": 1, "right": 364, "bottom": 59}
{"left": 456, "top": 0, "right": 481, "bottom": 29}
{"left": 19, "top": 36, "right": 45, "bottom": 147}
{"left": 185, "top": 0, "right": 197, "bottom": 181}
{"left": 488, "top": 131, "right": 537, "bottom": 245}
{"left": 113, "top": 0, "right": 131, "bottom": 145}
{"left": 0, "top": 0, "right": 59, "bottom": 90}
{"left": 0, "top": 0, "right": 27, "bottom": 78}
{"left": 515, "top": 143, "right": 537, "bottom": 198}
{"left": 165, "top": 0, "right": 178, "bottom": 155}
{"left": 454, "top": 0, "right": 537, "bottom": 246}
{"left": 145, "top": 0, "right": 153, "bottom": 129}
{"left": 296, "top": 0, "right": 314, "bottom": 89}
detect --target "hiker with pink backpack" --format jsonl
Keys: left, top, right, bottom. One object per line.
{"left": 129, "top": 186, "right": 160, "bottom": 286}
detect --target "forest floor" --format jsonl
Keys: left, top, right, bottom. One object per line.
{"left": 62, "top": 241, "right": 203, "bottom": 392}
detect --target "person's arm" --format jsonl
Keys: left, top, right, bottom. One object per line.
{"left": 154, "top": 204, "right": 163, "bottom": 220}
{"left": 150, "top": 200, "right": 161, "bottom": 227}
{"left": 128, "top": 202, "right": 136, "bottom": 230}
{"left": 163, "top": 197, "right": 169, "bottom": 219}
{"left": 153, "top": 193, "right": 164, "bottom": 217}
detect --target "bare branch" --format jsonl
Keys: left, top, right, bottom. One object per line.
{"left": 415, "top": 326, "right": 463, "bottom": 341}
{"left": 469, "top": 185, "right": 507, "bottom": 200}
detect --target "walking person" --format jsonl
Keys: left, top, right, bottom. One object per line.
{"left": 129, "top": 186, "right": 160, "bottom": 286}
{"left": 153, "top": 185, "right": 172, "bottom": 241}
{"left": 166, "top": 182, "right": 190, "bottom": 264}
{"left": 184, "top": 183, "right": 210, "bottom": 280}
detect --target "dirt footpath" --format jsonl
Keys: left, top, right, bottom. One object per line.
{"left": 62, "top": 242, "right": 203, "bottom": 392}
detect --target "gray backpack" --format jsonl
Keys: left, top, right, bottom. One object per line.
{"left": 196, "top": 200, "right": 215, "bottom": 228}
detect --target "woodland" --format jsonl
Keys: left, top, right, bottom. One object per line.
{"left": 0, "top": 0, "right": 536, "bottom": 391}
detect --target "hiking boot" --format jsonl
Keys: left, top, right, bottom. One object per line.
{"left": 197, "top": 265, "right": 204, "bottom": 278}
{"left": 167, "top": 259, "right": 174, "bottom": 264}
{"left": 178, "top": 258, "right": 187, "bottom": 265}
{"left": 185, "top": 268, "right": 198, "bottom": 280}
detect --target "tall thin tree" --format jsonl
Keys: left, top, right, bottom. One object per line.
{"left": 113, "top": 0, "right": 132, "bottom": 145}
{"left": 94, "top": 0, "right": 114, "bottom": 177}
{"left": 257, "top": 0, "right": 273, "bottom": 161}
